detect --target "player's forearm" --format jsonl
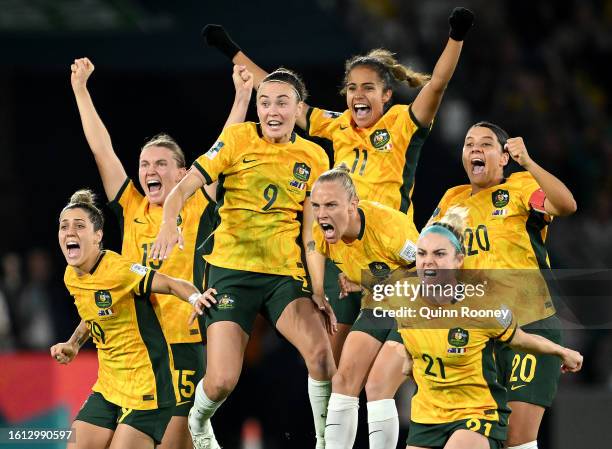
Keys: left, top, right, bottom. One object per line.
{"left": 223, "top": 92, "right": 251, "bottom": 129}
{"left": 428, "top": 39, "right": 463, "bottom": 93}
{"left": 68, "top": 320, "right": 90, "bottom": 349}
{"left": 523, "top": 159, "right": 577, "bottom": 216}
{"left": 158, "top": 275, "right": 200, "bottom": 302}
{"left": 162, "top": 178, "right": 194, "bottom": 226}
{"left": 509, "top": 329, "right": 564, "bottom": 358}
{"left": 305, "top": 246, "right": 326, "bottom": 296}
{"left": 73, "top": 86, "right": 115, "bottom": 157}
{"left": 233, "top": 51, "right": 268, "bottom": 89}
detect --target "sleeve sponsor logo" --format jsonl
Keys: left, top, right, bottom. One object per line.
{"left": 205, "top": 140, "right": 224, "bottom": 160}
{"left": 130, "top": 263, "right": 149, "bottom": 276}
{"left": 399, "top": 240, "right": 417, "bottom": 262}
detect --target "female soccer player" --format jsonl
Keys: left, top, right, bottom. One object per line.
{"left": 151, "top": 68, "right": 336, "bottom": 449}
{"left": 308, "top": 165, "right": 418, "bottom": 449}
{"left": 202, "top": 6, "right": 474, "bottom": 363}
{"left": 399, "top": 207, "right": 582, "bottom": 449}
{"left": 67, "top": 57, "right": 252, "bottom": 449}
{"left": 53, "top": 189, "right": 214, "bottom": 449}
{"left": 433, "top": 122, "right": 577, "bottom": 449}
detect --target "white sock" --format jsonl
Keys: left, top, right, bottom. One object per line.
{"left": 308, "top": 377, "right": 332, "bottom": 449}
{"left": 367, "top": 399, "right": 399, "bottom": 449}
{"left": 324, "top": 393, "right": 359, "bottom": 449}
{"left": 508, "top": 442, "right": 538, "bottom": 449}
{"left": 189, "top": 379, "right": 225, "bottom": 434}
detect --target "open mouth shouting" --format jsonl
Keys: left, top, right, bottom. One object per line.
{"left": 353, "top": 103, "right": 371, "bottom": 121}
{"left": 319, "top": 222, "right": 336, "bottom": 242}
{"left": 147, "top": 179, "right": 162, "bottom": 194}
{"left": 470, "top": 156, "right": 485, "bottom": 176}
{"left": 65, "top": 240, "right": 81, "bottom": 261}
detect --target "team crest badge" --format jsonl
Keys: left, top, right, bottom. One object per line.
{"left": 492, "top": 189, "right": 510, "bottom": 208}
{"left": 293, "top": 162, "right": 311, "bottom": 182}
{"left": 370, "top": 129, "right": 392, "bottom": 151}
{"left": 448, "top": 327, "right": 469, "bottom": 347}
{"left": 94, "top": 290, "right": 112, "bottom": 308}
{"left": 176, "top": 214, "right": 183, "bottom": 226}
{"left": 368, "top": 261, "right": 391, "bottom": 277}
{"left": 217, "top": 293, "right": 235, "bottom": 310}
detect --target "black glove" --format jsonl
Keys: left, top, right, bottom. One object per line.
{"left": 448, "top": 7, "right": 474, "bottom": 41}
{"left": 201, "top": 24, "right": 241, "bottom": 60}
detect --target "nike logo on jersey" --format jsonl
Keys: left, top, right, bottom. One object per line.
{"left": 325, "top": 423, "right": 340, "bottom": 428}
{"left": 510, "top": 384, "right": 527, "bottom": 391}
{"left": 339, "top": 125, "right": 349, "bottom": 130}
{"left": 134, "top": 218, "right": 146, "bottom": 224}
{"left": 243, "top": 157, "right": 257, "bottom": 163}
{"left": 369, "top": 430, "right": 382, "bottom": 436}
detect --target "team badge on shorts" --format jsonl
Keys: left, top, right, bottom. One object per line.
{"left": 293, "top": 162, "right": 311, "bottom": 182}
{"left": 217, "top": 294, "right": 235, "bottom": 310}
{"left": 94, "top": 290, "right": 113, "bottom": 308}
{"left": 492, "top": 189, "right": 510, "bottom": 208}
{"left": 370, "top": 129, "right": 392, "bottom": 151}
{"left": 369, "top": 261, "right": 391, "bottom": 278}
{"left": 448, "top": 327, "right": 469, "bottom": 347}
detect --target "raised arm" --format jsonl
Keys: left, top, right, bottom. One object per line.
{"left": 411, "top": 8, "right": 474, "bottom": 127}
{"left": 71, "top": 58, "right": 127, "bottom": 200}
{"left": 50, "top": 319, "right": 90, "bottom": 365}
{"left": 202, "top": 24, "right": 310, "bottom": 130}
{"left": 202, "top": 64, "right": 255, "bottom": 202}
{"left": 509, "top": 328, "right": 583, "bottom": 373}
{"left": 303, "top": 197, "right": 337, "bottom": 334}
{"left": 505, "top": 137, "right": 577, "bottom": 216}
{"left": 151, "top": 170, "right": 205, "bottom": 260}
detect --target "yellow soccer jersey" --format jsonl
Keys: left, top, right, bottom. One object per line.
{"left": 306, "top": 104, "right": 430, "bottom": 220}
{"left": 434, "top": 172, "right": 556, "bottom": 325}
{"left": 193, "top": 122, "right": 328, "bottom": 276}
{"left": 434, "top": 171, "right": 551, "bottom": 270}
{"left": 313, "top": 200, "right": 418, "bottom": 287}
{"left": 64, "top": 250, "right": 175, "bottom": 410}
{"left": 400, "top": 304, "right": 517, "bottom": 424}
{"left": 109, "top": 179, "right": 213, "bottom": 344}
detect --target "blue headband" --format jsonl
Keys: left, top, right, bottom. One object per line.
{"left": 420, "top": 224, "right": 463, "bottom": 254}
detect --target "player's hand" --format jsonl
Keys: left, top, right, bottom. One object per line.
{"left": 50, "top": 342, "right": 78, "bottom": 365}
{"left": 338, "top": 273, "right": 362, "bottom": 298}
{"left": 505, "top": 137, "right": 533, "bottom": 168}
{"left": 70, "top": 57, "right": 94, "bottom": 92}
{"left": 400, "top": 350, "right": 413, "bottom": 377}
{"left": 201, "top": 24, "right": 241, "bottom": 60}
{"left": 151, "top": 221, "right": 183, "bottom": 261}
{"left": 188, "top": 288, "right": 218, "bottom": 325}
{"left": 312, "top": 293, "right": 338, "bottom": 335}
{"left": 560, "top": 348, "right": 583, "bottom": 373}
{"left": 448, "top": 7, "right": 474, "bottom": 41}
{"left": 232, "top": 65, "right": 253, "bottom": 101}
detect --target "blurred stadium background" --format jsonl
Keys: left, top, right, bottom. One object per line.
{"left": 0, "top": 0, "right": 611, "bottom": 448}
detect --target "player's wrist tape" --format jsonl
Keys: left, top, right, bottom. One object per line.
{"left": 188, "top": 293, "right": 200, "bottom": 306}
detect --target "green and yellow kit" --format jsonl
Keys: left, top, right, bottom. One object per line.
{"left": 64, "top": 250, "right": 174, "bottom": 410}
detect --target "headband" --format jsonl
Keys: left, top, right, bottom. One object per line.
{"left": 260, "top": 79, "right": 302, "bottom": 101}
{"left": 420, "top": 224, "right": 462, "bottom": 254}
